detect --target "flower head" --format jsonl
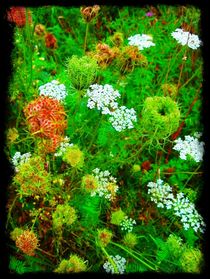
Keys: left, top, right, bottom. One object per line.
{"left": 52, "top": 204, "right": 77, "bottom": 230}
{"left": 62, "top": 145, "right": 84, "bottom": 168}
{"left": 171, "top": 28, "right": 202, "bottom": 49}
{"left": 45, "top": 33, "right": 57, "bottom": 49}
{"left": 97, "top": 228, "right": 113, "bottom": 247}
{"left": 109, "top": 106, "right": 137, "bottom": 132}
{"left": 103, "top": 255, "right": 126, "bottom": 274}
{"left": 24, "top": 96, "right": 67, "bottom": 153}
{"left": 173, "top": 135, "right": 204, "bottom": 162}
{"left": 55, "top": 254, "right": 87, "bottom": 273}
{"left": 15, "top": 230, "right": 39, "bottom": 256}
{"left": 39, "top": 80, "right": 67, "bottom": 102}
{"left": 86, "top": 84, "right": 120, "bottom": 114}
{"left": 128, "top": 34, "right": 155, "bottom": 50}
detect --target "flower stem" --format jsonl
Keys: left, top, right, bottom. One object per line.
{"left": 84, "top": 23, "right": 89, "bottom": 53}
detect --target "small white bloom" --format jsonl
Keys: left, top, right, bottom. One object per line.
{"left": 128, "top": 34, "right": 155, "bottom": 50}
{"left": 171, "top": 28, "right": 202, "bottom": 50}
{"left": 39, "top": 80, "right": 67, "bottom": 101}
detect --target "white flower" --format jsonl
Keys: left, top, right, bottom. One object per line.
{"left": 109, "top": 106, "right": 137, "bottom": 132}
{"left": 11, "top": 152, "right": 31, "bottom": 171}
{"left": 85, "top": 84, "right": 121, "bottom": 114}
{"left": 128, "top": 34, "right": 155, "bottom": 50}
{"left": 54, "top": 137, "right": 73, "bottom": 157}
{"left": 171, "top": 28, "right": 202, "bottom": 49}
{"left": 103, "top": 255, "right": 126, "bottom": 274}
{"left": 147, "top": 180, "right": 205, "bottom": 233}
{"left": 173, "top": 134, "right": 204, "bottom": 162}
{"left": 90, "top": 168, "right": 118, "bottom": 201}
{"left": 39, "top": 80, "right": 67, "bottom": 101}
{"left": 120, "top": 216, "right": 136, "bottom": 232}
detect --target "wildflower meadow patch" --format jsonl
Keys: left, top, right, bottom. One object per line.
{"left": 3, "top": 4, "right": 207, "bottom": 275}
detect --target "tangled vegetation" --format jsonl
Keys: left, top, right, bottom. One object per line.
{"left": 3, "top": 4, "right": 206, "bottom": 275}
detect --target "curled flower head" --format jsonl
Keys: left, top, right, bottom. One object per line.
{"left": 80, "top": 5, "right": 100, "bottom": 23}
{"left": 15, "top": 230, "right": 39, "bottom": 256}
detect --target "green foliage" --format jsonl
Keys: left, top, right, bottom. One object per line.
{"left": 5, "top": 4, "right": 204, "bottom": 274}
{"left": 79, "top": 195, "right": 101, "bottom": 229}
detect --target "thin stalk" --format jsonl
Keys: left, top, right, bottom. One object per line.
{"left": 110, "top": 241, "right": 157, "bottom": 271}
{"left": 183, "top": 164, "right": 202, "bottom": 188}
{"left": 84, "top": 23, "right": 89, "bottom": 53}
{"left": 6, "top": 196, "right": 18, "bottom": 229}
{"left": 101, "top": 246, "right": 119, "bottom": 274}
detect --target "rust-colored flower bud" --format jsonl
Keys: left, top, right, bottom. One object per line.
{"left": 80, "top": 5, "right": 100, "bottom": 23}
{"left": 34, "top": 24, "right": 46, "bottom": 36}
{"left": 45, "top": 32, "right": 57, "bottom": 49}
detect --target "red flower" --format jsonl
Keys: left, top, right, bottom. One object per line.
{"left": 24, "top": 96, "right": 67, "bottom": 152}
{"left": 16, "top": 230, "right": 38, "bottom": 256}
{"left": 45, "top": 33, "right": 57, "bottom": 49}
{"left": 7, "top": 7, "right": 32, "bottom": 27}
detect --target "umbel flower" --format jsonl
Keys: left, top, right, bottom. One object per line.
{"left": 97, "top": 228, "right": 113, "bottom": 247}
{"left": 103, "top": 255, "right": 126, "bottom": 274}
{"left": 128, "top": 34, "right": 155, "bottom": 50}
{"left": 7, "top": 7, "right": 32, "bottom": 27}
{"left": 15, "top": 230, "right": 39, "bottom": 256}
{"left": 171, "top": 28, "right": 202, "bottom": 50}
{"left": 13, "top": 155, "right": 51, "bottom": 197}
{"left": 24, "top": 96, "right": 67, "bottom": 153}
{"left": 55, "top": 254, "right": 87, "bottom": 273}
{"left": 52, "top": 204, "right": 77, "bottom": 230}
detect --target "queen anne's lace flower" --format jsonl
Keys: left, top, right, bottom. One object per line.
{"left": 120, "top": 216, "right": 136, "bottom": 232}
{"left": 103, "top": 255, "right": 126, "bottom": 274}
{"left": 90, "top": 168, "right": 119, "bottom": 200}
{"left": 11, "top": 151, "right": 31, "bottom": 171}
{"left": 147, "top": 179, "right": 205, "bottom": 233}
{"left": 54, "top": 136, "right": 73, "bottom": 157}
{"left": 173, "top": 135, "right": 204, "bottom": 162}
{"left": 39, "top": 80, "right": 67, "bottom": 101}
{"left": 85, "top": 84, "right": 120, "bottom": 114}
{"left": 109, "top": 106, "right": 137, "bottom": 132}
{"left": 128, "top": 34, "right": 155, "bottom": 50}
{"left": 171, "top": 28, "right": 202, "bottom": 49}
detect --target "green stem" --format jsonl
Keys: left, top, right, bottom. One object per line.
{"left": 183, "top": 164, "right": 202, "bottom": 188}
{"left": 101, "top": 246, "right": 119, "bottom": 274}
{"left": 110, "top": 241, "right": 157, "bottom": 271}
{"left": 84, "top": 23, "right": 89, "bottom": 53}
{"left": 6, "top": 196, "right": 18, "bottom": 229}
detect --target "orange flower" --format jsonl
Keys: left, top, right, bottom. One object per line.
{"left": 24, "top": 96, "right": 67, "bottom": 152}
{"left": 16, "top": 230, "right": 38, "bottom": 256}
{"left": 7, "top": 7, "right": 32, "bottom": 27}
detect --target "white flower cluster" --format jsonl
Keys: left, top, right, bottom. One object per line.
{"left": 91, "top": 168, "right": 119, "bottom": 200}
{"left": 147, "top": 179, "right": 174, "bottom": 209}
{"left": 128, "top": 34, "right": 155, "bottom": 50}
{"left": 171, "top": 28, "right": 202, "bottom": 50}
{"left": 109, "top": 106, "right": 137, "bottom": 132}
{"left": 54, "top": 137, "right": 73, "bottom": 157}
{"left": 120, "top": 216, "right": 136, "bottom": 232}
{"left": 103, "top": 255, "right": 126, "bottom": 274}
{"left": 173, "top": 135, "right": 204, "bottom": 162}
{"left": 147, "top": 179, "right": 205, "bottom": 233}
{"left": 173, "top": 192, "right": 206, "bottom": 232}
{"left": 11, "top": 151, "right": 31, "bottom": 172}
{"left": 85, "top": 84, "right": 120, "bottom": 114}
{"left": 39, "top": 80, "right": 67, "bottom": 101}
